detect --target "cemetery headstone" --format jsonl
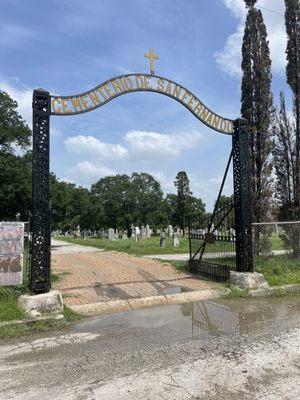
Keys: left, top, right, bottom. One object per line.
{"left": 167, "top": 225, "right": 174, "bottom": 237}
{"left": 141, "top": 225, "right": 146, "bottom": 238}
{"left": 135, "top": 226, "right": 140, "bottom": 241}
{"left": 0, "top": 222, "right": 24, "bottom": 286}
{"left": 146, "top": 224, "right": 151, "bottom": 238}
{"left": 173, "top": 235, "right": 180, "bottom": 247}
{"left": 108, "top": 228, "right": 115, "bottom": 240}
{"left": 160, "top": 231, "right": 166, "bottom": 248}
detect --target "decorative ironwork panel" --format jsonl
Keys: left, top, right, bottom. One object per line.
{"left": 188, "top": 118, "right": 253, "bottom": 279}
{"left": 30, "top": 89, "right": 51, "bottom": 293}
{"left": 232, "top": 118, "right": 253, "bottom": 272}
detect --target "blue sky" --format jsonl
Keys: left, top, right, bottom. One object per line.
{"left": 0, "top": 0, "right": 289, "bottom": 210}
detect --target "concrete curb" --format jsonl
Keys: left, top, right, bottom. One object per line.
{"left": 70, "top": 289, "right": 230, "bottom": 316}
{"left": 249, "top": 283, "right": 300, "bottom": 297}
{"left": 68, "top": 283, "right": 300, "bottom": 317}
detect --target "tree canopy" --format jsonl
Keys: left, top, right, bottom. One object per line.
{"left": 0, "top": 91, "right": 32, "bottom": 220}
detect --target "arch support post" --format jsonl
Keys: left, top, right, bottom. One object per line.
{"left": 232, "top": 118, "right": 253, "bottom": 272}
{"left": 30, "top": 89, "right": 51, "bottom": 294}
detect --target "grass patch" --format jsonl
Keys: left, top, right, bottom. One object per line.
{"left": 0, "top": 292, "right": 26, "bottom": 322}
{"left": 63, "top": 305, "right": 83, "bottom": 322}
{"left": 0, "top": 318, "right": 67, "bottom": 340}
{"left": 255, "top": 255, "right": 300, "bottom": 286}
{"left": 0, "top": 288, "right": 83, "bottom": 340}
{"left": 58, "top": 236, "right": 191, "bottom": 255}
{"left": 224, "top": 288, "right": 250, "bottom": 298}
{"left": 51, "top": 271, "right": 70, "bottom": 283}
{"left": 58, "top": 233, "right": 286, "bottom": 257}
{"left": 161, "top": 260, "right": 188, "bottom": 273}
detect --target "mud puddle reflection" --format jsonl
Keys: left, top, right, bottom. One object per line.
{"left": 73, "top": 295, "right": 300, "bottom": 339}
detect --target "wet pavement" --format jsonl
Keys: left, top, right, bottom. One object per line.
{"left": 0, "top": 296, "right": 299, "bottom": 399}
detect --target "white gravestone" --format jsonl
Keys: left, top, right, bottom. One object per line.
{"left": 108, "top": 228, "right": 115, "bottom": 240}
{"left": 173, "top": 235, "right": 180, "bottom": 247}
{"left": 0, "top": 222, "right": 24, "bottom": 286}
{"left": 167, "top": 225, "right": 174, "bottom": 237}
{"left": 146, "top": 224, "right": 151, "bottom": 238}
{"left": 141, "top": 226, "right": 146, "bottom": 237}
{"left": 135, "top": 227, "right": 140, "bottom": 241}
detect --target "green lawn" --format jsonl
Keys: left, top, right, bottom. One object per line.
{"left": 59, "top": 235, "right": 191, "bottom": 255}
{"left": 0, "top": 289, "right": 26, "bottom": 322}
{"left": 58, "top": 233, "right": 286, "bottom": 257}
{"left": 255, "top": 255, "right": 300, "bottom": 286}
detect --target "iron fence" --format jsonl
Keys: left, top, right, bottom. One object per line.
{"left": 252, "top": 220, "right": 300, "bottom": 272}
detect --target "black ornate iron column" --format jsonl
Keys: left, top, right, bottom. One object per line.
{"left": 30, "top": 89, "right": 51, "bottom": 293}
{"left": 232, "top": 118, "right": 253, "bottom": 272}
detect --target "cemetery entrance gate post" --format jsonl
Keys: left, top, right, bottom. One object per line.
{"left": 30, "top": 70, "right": 253, "bottom": 294}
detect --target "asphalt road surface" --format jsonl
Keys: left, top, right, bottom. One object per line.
{"left": 1, "top": 295, "right": 300, "bottom": 399}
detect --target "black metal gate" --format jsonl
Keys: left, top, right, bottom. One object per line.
{"left": 188, "top": 119, "right": 253, "bottom": 280}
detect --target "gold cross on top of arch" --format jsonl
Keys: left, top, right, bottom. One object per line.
{"left": 144, "top": 48, "right": 159, "bottom": 76}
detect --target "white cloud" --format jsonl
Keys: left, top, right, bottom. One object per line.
{"left": 64, "top": 135, "right": 128, "bottom": 160}
{"left": 65, "top": 130, "right": 202, "bottom": 162}
{"left": 66, "top": 161, "right": 116, "bottom": 186}
{"left": 124, "top": 130, "right": 202, "bottom": 156}
{"left": 216, "top": 0, "right": 286, "bottom": 77}
{"left": 63, "top": 130, "right": 204, "bottom": 200}
{"left": 150, "top": 171, "right": 175, "bottom": 193}
{"left": 0, "top": 80, "right": 32, "bottom": 126}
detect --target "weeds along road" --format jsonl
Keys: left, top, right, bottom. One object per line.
{"left": 0, "top": 295, "right": 300, "bottom": 400}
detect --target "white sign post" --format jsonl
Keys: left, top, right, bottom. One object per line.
{"left": 0, "top": 222, "right": 24, "bottom": 286}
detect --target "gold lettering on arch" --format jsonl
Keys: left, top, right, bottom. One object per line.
{"left": 50, "top": 74, "right": 233, "bottom": 134}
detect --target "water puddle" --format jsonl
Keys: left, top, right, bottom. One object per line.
{"left": 162, "top": 287, "right": 190, "bottom": 295}
{"left": 73, "top": 295, "right": 300, "bottom": 340}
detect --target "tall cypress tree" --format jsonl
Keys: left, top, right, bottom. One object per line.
{"left": 285, "top": 0, "right": 300, "bottom": 218}
{"left": 174, "top": 171, "right": 192, "bottom": 235}
{"left": 241, "top": 0, "right": 274, "bottom": 223}
{"left": 273, "top": 91, "right": 296, "bottom": 221}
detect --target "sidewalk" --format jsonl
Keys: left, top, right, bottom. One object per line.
{"left": 51, "top": 240, "right": 226, "bottom": 315}
{"left": 145, "top": 249, "right": 288, "bottom": 261}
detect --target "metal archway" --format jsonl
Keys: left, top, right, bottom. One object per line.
{"left": 30, "top": 73, "right": 252, "bottom": 293}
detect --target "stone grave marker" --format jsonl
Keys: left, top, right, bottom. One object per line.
{"left": 108, "top": 228, "right": 115, "bottom": 240}
{"left": 146, "top": 224, "right": 151, "bottom": 238}
{"left": 160, "top": 230, "right": 166, "bottom": 248}
{"left": 173, "top": 235, "right": 180, "bottom": 247}
{"left": 167, "top": 225, "right": 174, "bottom": 237}
{"left": 141, "top": 225, "right": 146, "bottom": 238}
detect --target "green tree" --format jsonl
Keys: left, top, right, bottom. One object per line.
{"left": 0, "top": 91, "right": 31, "bottom": 154}
{"left": 130, "top": 172, "right": 164, "bottom": 227}
{"left": 241, "top": 0, "right": 274, "bottom": 223}
{"left": 92, "top": 173, "right": 166, "bottom": 231}
{"left": 174, "top": 171, "right": 192, "bottom": 234}
{"left": 0, "top": 91, "right": 32, "bottom": 220}
{"left": 51, "top": 175, "right": 104, "bottom": 231}
{"left": 92, "top": 174, "right": 134, "bottom": 230}
{"left": 0, "top": 152, "right": 31, "bottom": 220}
{"left": 273, "top": 92, "right": 296, "bottom": 221}
{"left": 214, "top": 195, "right": 234, "bottom": 210}
{"left": 188, "top": 196, "right": 205, "bottom": 223}
{"left": 285, "top": 0, "right": 300, "bottom": 218}
{"left": 164, "top": 194, "right": 178, "bottom": 226}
